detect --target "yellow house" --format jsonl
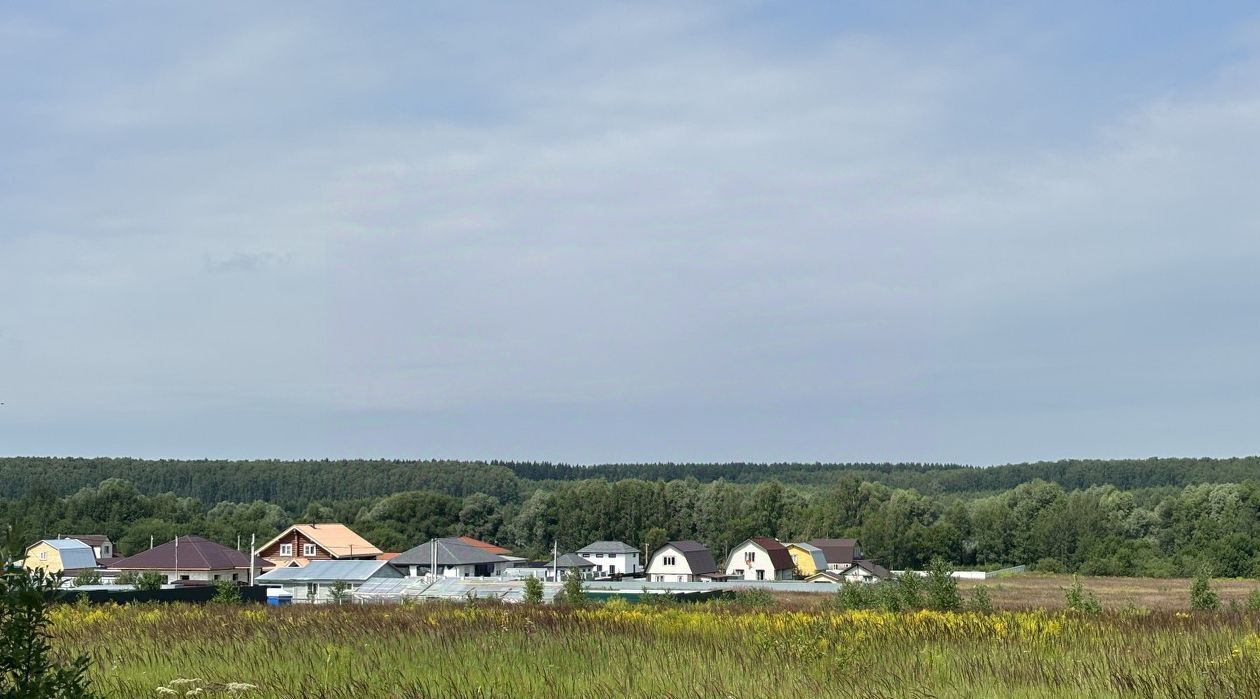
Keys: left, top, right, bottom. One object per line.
{"left": 786, "top": 543, "right": 828, "bottom": 576}
{"left": 23, "top": 539, "right": 98, "bottom": 575}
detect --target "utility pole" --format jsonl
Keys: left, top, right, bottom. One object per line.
{"left": 249, "top": 533, "right": 256, "bottom": 585}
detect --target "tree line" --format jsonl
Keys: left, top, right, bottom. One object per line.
{"left": 4, "top": 456, "right": 1260, "bottom": 508}
{"left": 5, "top": 469, "right": 1260, "bottom": 578}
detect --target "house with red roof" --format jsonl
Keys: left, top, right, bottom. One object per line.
{"left": 724, "top": 537, "right": 796, "bottom": 581}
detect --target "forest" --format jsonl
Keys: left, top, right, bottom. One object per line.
{"left": 3, "top": 456, "right": 1260, "bottom": 577}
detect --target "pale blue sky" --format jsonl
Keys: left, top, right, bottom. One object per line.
{"left": 3, "top": 2, "right": 1260, "bottom": 465}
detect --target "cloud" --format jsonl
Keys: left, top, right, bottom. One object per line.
{"left": 1, "top": 3, "right": 1259, "bottom": 463}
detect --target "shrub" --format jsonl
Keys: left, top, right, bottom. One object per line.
{"left": 556, "top": 571, "right": 587, "bottom": 606}
{"left": 732, "top": 587, "right": 776, "bottom": 609}
{"left": 133, "top": 572, "right": 164, "bottom": 592}
{"left": 1, "top": 538, "right": 100, "bottom": 698}
{"left": 875, "top": 582, "right": 904, "bottom": 612}
{"left": 896, "top": 571, "right": 924, "bottom": 610}
{"left": 925, "top": 557, "right": 961, "bottom": 612}
{"left": 1190, "top": 567, "right": 1219, "bottom": 611}
{"left": 1034, "top": 557, "right": 1067, "bottom": 574}
{"left": 523, "top": 575, "right": 544, "bottom": 604}
{"left": 829, "top": 581, "right": 874, "bottom": 610}
{"left": 1064, "top": 576, "right": 1102, "bottom": 615}
{"left": 328, "top": 581, "right": 352, "bottom": 605}
{"left": 210, "top": 580, "right": 242, "bottom": 605}
{"left": 970, "top": 584, "right": 994, "bottom": 613}
{"left": 1246, "top": 588, "right": 1260, "bottom": 611}
{"left": 72, "top": 569, "right": 102, "bottom": 587}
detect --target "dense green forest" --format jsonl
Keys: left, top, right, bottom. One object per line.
{"left": 3, "top": 456, "right": 1260, "bottom": 577}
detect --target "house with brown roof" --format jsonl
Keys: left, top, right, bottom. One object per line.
{"left": 108, "top": 536, "right": 272, "bottom": 584}
{"left": 258, "top": 524, "right": 383, "bottom": 567}
{"left": 808, "top": 538, "right": 863, "bottom": 571}
{"left": 646, "top": 541, "right": 721, "bottom": 583}
{"left": 725, "top": 537, "right": 795, "bottom": 581}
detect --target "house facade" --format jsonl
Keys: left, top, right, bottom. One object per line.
{"left": 646, "top": 541, "right": 719, "bottom": 583}
{"left": 24, "top": 540, "right": 97, "bottom": 575}
{"left": 808, "top": 538, "right": 863, "bottom": 571}
{"left": 258, "top": 524, "right": 382, "bottom": 568}
{"left": 257, "top": 559, "right": 402, "bottom": 603}
{"left": 724, "top": 537, "right": 795, "bottom": 581}
{"left": 834, "top": 560, "right": 891, "bottom": 583}
{"left": 786, "top": 543, "right": 828, "bottom": 576}
{"left": 109, "top": 535, "right": 272, "bottom": 583}
{"left": 576, "top": 541, "right": 641, "bottom": 575}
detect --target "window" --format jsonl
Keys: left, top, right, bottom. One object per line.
{"left": 303, "top": 544, "right": 317, "bottom": 557}
{"left": 39, "top": 551, "right": 47, "bottom": 561}
{"left": 663, "top": 555, "right": 676, "bottom": 566}
{"left": 180, "top": 575, "right": 190, "bottom": 581}
{"left": 756, "top": 570, "right": 765, "bottom": 581}
{"left": 213, "top": 574, "right": 220, "bottom": 580}
{"left": 232, "top": 573, "right": 239, "bottom": 581}
{"left": 279, "top": 543, "right": 293, "bottom": 556}
{"left": 744, "top": 551, "right": 756, "bottom": 565}
{"left": 307, "top": 582, "right": 318, "bottom": 598}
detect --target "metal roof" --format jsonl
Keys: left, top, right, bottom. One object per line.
{"left": 554, "top": 553, "right": 594, "bottom": 568}
{"left": 391, "top": 538, "right": 512, "bottom": 567}
{"left": 653, "top": 541, "right": 718, "bottom": 575}
{"left": 576, "top": 541, "right": 639, "bottom": 555}
{"left": 257, "top": 559, "right": 401, "bottom": 583}
{"left": 32, "top": 540, "right": 97, "bottom": 570}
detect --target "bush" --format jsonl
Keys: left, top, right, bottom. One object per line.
{"left": 731, "top": 587, "right": 776, "bottom": 609}
{"left": 970, "top": 585, "right": 994, "bottom": 613}
{"left": 875, "top": 582, "right": 904, "bottom": 612}
{"left": 328, "top": 580, "right": 352, "bottom": 605}
{"left": 1064, "top": 576, "right": 1102, "bottom": 615}
{"left": 72, "top": 569, "right": 102, "bottom": 587}
{"left": 925, "top": 557, "right": 961, "bottom": 612}
{"left": 1246, "top": 588, "right": 1260, "bottom": 612}
{"left": 1, "top": 538, "right": 100, "bottom": 698}
{"left": 556, "top": 571, "right": 587, "bottom": 606}
{"left": 829, "top": 581, "right": 874, "bottom": 610}
{"left": 1034, "top": 557, "right": 1067, "bottom": 574}
{"left": 523, "top": 575, "right": 544, "bottom": 604}
{"left": 1190, "top": 567, "right": 1219, "bottom": 611}
{"left": 210, "top": 580, "right": 242, "bottom": 605}
{"left": 896, "top": 571, "right": 924, "bottom": 610}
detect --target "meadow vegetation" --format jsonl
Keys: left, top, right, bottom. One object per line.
{"left": 47, "top": 600, "right": 1260, "bottom": 699}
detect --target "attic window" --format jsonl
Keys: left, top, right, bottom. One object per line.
{"left": 663, "top": 556, "right": 676, "bottom": 566}
{"left": 279, "top": 544, "right": 293, "bottom": 556}
{"left": 303, "top": 544, "right": 317, "bottom": 557}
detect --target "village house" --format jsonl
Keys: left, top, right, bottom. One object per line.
{"left": 785, "top": 542, "right": 828, "bottom": 576}
{"left": 258, "top": 523, "right": 382, "bottom": 567}
{"left": 834, "top": 559, "right": 891, "bottom": 583}
{"left": 553, "top": 553, "right": 597, "bottom": 580}
{"left": 724, "top": 537, "right": 795, "bottom": 581}
{"left": 390, "top": 537, "right": 515, "bottom": 578}
{"left": 24, "top": 539, "right": 98, "bottom": 576}
{"left": 646, "top": 541, "right": 720, "bottom": 582}
{"left": 576, "top": 541, "right": 641, "bottom": 576}
{"left": 256, "top": 559, "right": 402, "bottom": 603}
{"left": 108, "top": 535, "right": 272, "bottom": 583}
{"left": 57, "top": 535, "right": 115, "bottom": 562}
{"left": 807, "top": 538, "right": 863, "bottom": 570}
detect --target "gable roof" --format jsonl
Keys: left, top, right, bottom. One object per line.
{"left": 391, "top": 538, "right": 511, "bottom": 567}
{"left": 260, "top": 524, "right": 382, "bottom": 558}
{"left": 808, "top": 538, "right": 860, "bottom": 566}
{"left": 59, "top": 535, "right": 110, "bottom": 548}
{"left": 804, "top": 570, "right": 846, "bottom": 583}
{"left": 654, "top": 541, "right": 718, "bottom": 575}
{"left": 742, "top": 537, "right": 795, "bottom": 571}
{"left": 257, "top": 559, "right": 402, "bottom": 583}
{"left": 455, "top": 536, "right": 513, "bottom": 555}
{"left": 842, "top": 559, "right": 891, "bottom": 580}
{"left": 577, "top": 541, "right": 639, "bottom": 555}
{"left": 111, "top": 536, "right": 270, "bottom": 571}
{"left": 30, "top": 539, "right": 97, "bottom": 570}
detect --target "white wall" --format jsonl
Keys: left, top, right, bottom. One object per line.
{"left": 580, "top": 551, "right": 641, "bottom": 575}
{"left": 724, "top": 542, "right": 793, "bottom": 581}
{"left": 647, "top": 546, "right": 702, "bottom": 582}
{"left": 151, "top": 569, "right": 244, "bottom": 583}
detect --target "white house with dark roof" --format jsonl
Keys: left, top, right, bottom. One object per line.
{"left": 576, "top": 541, "right": 641, "bottom": 576}
{"left": 725, "top": 537, "right": 796, "bottom": 581}
{"left": 646, "top": 541, "right": 721, "bottom": 583}
{"left": 390, "top": 537, "right": 515, "bottom": 578}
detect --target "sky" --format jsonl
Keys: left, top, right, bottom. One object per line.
{"left": 3, "top": 2, "right": 1260, "bottom": 466}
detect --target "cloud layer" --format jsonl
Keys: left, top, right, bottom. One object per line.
{"left": 3, "top": 2, "right": 1260, "bottom": 464}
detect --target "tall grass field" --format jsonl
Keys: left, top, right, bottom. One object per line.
{"left": 49, "top": 600, "right": 1260, "bottom": 698}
